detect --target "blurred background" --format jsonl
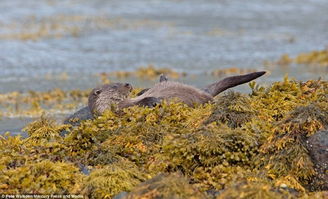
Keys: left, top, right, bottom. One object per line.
{"left": 0, "top": 0, "right": 327, "bottom": 134}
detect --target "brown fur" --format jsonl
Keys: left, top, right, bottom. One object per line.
{"left": 88, "top": 83, "right": 132, "bottom": 115}
{"left": 119, "top": 81, "right": 212, "bottom": 108}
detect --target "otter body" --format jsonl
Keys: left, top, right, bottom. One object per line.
{"left": 65, "top": 71, "right": 266, "bottom": 120}
{"left": 91, "top": 71, "right": 266, "bottom": 115}
{"left": 120, "top": 81, "right": 213, "bottom": 108}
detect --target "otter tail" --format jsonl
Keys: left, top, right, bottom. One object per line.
{"left": 203, "top": 71, "right": 266, "bottom": 97}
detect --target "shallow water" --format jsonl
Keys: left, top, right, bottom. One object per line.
{"left": 0, "top": 0, "right": 328, "bottom": 134}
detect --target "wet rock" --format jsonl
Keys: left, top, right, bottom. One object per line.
{"left": 307, "top": 130, "right": 328, "bottom": 191}
{"left": 60, "top": 106, "right": 94, "bottom": 136}
{"left": 205, "top": 189, "right": 222, "bottom": 198}
{"left": 113, "top": 192, "right": 128, "bottom": 199}
{"left": 63, "top": 106, "right": 94, "bottom": 126}
{"left": 78, "top": 163, "right": 91, "bottom": 175}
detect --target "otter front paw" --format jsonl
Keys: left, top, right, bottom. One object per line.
{"left": 136, "top": 88, "right": 150, "bottom": 96}
{"left": 137, "top": 97, "right": 161, "bottom": 108}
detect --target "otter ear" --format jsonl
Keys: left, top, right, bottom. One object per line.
{"left": 94, "top": 89, "right": 102, "bottom": 96}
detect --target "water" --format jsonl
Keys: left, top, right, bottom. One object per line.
{"left": 0, "top": 0, "right": 327, "bottom": 134}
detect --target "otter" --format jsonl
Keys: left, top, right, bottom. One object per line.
{"left": 136, "top": 74, "right": 168, "bottom": 96}
{"left": 63, "top": 83, "right": 132, "bottom": 126}
{"left": 88, "top": 82, "right": 161, "bottom": 115}
{"left": 88, "top": 83, "right": 133, "bottom": 114}
{"left": 63, "top": 79, "right": 162, "bottom": 126}
{"left": 89, "top": 71, "right": 266, "bottom": 115}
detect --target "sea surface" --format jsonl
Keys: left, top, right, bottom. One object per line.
{"left": 0, "top": 0, "right": 327, "bottom": 135}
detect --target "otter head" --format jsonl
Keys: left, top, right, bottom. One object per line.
{"left": 88, "top": 83, "right": 133, "bottom": 115}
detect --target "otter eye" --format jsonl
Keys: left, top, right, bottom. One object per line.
{"left": 94, "top": 89, "right": 102, "bottom": 96}
{"left": 124, "top": 83, "right": 131, "bottom": 87}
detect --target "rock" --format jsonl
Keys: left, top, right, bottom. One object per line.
{"left": 307, "top": 130, "right": 328, "bottom": 191}
{"left": 63, "top": 106, "right": 94, "bottom": 126}
{"left": 60, "top": 106, "right": 94, "bottom": 136}
{"left": 78, "top": 163, "right": 91, "bottom": 175}
{"left": 113, "top": 192, "right": 128, "bottom": 199}
{"left": 206, "top": 189, "right": 222, "bottom": 198}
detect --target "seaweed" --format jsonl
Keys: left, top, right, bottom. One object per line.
{"left": 23, "top": 115, "right": 69, "bottom": 144}
{"left": 205, "top": 91, "right": 256, "bottom": 128}
{"left": 125, "top": 173, "right": 206, "bottom": 199}
{"left": 0, "top": 160, "right": 83, "bottom": 194}
{"left": 99, "top": 65, "right": 184, "bottom": 82}
{"left": 274, "top": 49, "right": 328, "bottom": 67}
{"left": 0, "top": 133, "right": 28, "bottom": 170}
{"left": 0, "top": 88, "right": 89, "bottom": 117}
{"left": 0, "top": 77, "right": 327, "bottom": 198}
{"left": 146, "top": 124, "right": 260, "bottom": 191}
{"left": 211, "top": 68, "right": 257, "bottom": 77}
{"left": 217, "top": 180, "right": 297, "bottom": 199}
{"left": 98, "top": 101, "right": 212, "bottom": 166}
{"left": 255, "top": 103, "right": 328, "bottom": 191}
{"left": 295, "top": 49, "right": 328, "bottom": 67}
{"left": 82, "top": 159, "right": 149, "bottom": 199}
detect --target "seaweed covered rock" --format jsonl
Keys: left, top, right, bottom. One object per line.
{"left": 63, "top": 119, "right": 108, "bottom": 160}
{"left": 1, "top": 78, "right": 327, "bottom": 197}
{"left": 217, "top": 180, "right": 298, "bottom": 199}
{"left": 85, "top": 144, "right": 117, "bottom": 166}
{"left": 209, "top": 170, "right": 302, "bottom": 199}
{"left": 250, "top": 77, "right": 309, "bottom": 122}
{"left": 0, "top": 160, "right": 83, "bottom": 194}
{"left": 149, "top": 125, "right": 259, "bottom": 190}
{"left": 307, "top": 130, "right": 328, "bottom": 191}
{"left": 63, "top": 106, "right": 93, "bottom": 127}
{"left": 98, "top": 102, "right": 212, "bottom": 165}
{"left": 82, "top": 159, "right": 149, "bottom": 199}
{"left": 0, "top": 133, "right": 29, "bottom": 169}
{"left": 124, "top": 173, "right": 206, "bottom": 199}
{"left": 205, "top": 91, "right": 256, "bottom": 128}
{"left": 22, "top": 117, "right": 70, "bottom": 163}
{"left": 0, "top": 117, "right": 69, "bottom": 170}
{"left": 23, "top": 115, "right": 69, "bottom": 143}
{"left": 256, "top": 103, "right": 328, "bottom": 191}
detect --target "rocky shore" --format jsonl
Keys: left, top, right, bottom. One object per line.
{"left": 0, "top": 77, "right": 327, "bottom": 198}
